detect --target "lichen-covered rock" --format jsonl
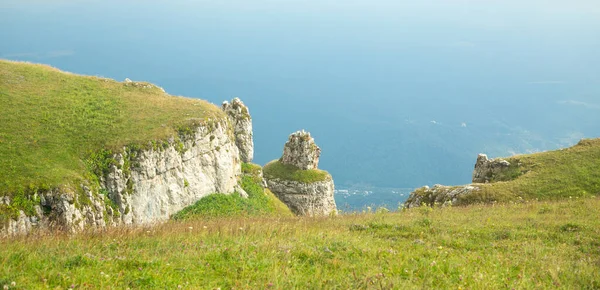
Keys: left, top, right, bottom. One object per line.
{"left": 281, "top": 130, "right": 321, "bottom": 170}
{"left": 404, "top": 184, "right": 480, "bottom": 208}
{"left": 266, "top": 177, "right": 336, "bottom": 216}
{"left": 222, "top": 98, "right": 254, "bottom": 163}
{"left": 265, "top": 131, "right": 336, "bottom": 216}
{"left": 472, "top": 154, "right": 511, "bottom": 183}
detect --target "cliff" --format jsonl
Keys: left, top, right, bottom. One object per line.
{"left": 405, "top": 138, "right": 600, "bottom": 207}
{"left": 0, "top": 60, "right": 255, "bottom": 236}
{"left": 264, "top": 130, "right": 337, "bottom": 216}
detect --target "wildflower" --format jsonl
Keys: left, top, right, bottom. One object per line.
{"left": 430, "top": 261, "right": 437, "bottom": 267}
{"left": 203, "top": 226, "right": 207, "bottom": 229}
{"left": 10, "top": 282, "right": 15, "bottom": 287}
{"left": 239, "top": 227, "right": 244, "bottom": 231}
{"left": 188, "top": 227, "right": 193, "bottom": 230}
{"left": 3, "top": 285, "right": 8, "bottom": 290}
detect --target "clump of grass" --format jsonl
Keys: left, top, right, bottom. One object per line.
{"left": 1, "top": 198, "right": 599, "bottom": 288}
{"left": 241, "top": 163, "right": 262, "bottom": 178}
{"left": 0, "top": 60, "right": 224, "bottom": 199}
{"left": 263, "top": 160, "right": 330, "bottom": 183}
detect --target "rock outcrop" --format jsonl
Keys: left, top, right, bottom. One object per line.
{"left": 404, "top": 184, "right": 480, "bottom": 208}
{"left": 405, "top": 152, "right": 515, "bottom": 208}
{"left": 2, "top": 187, "right": 113, "bottom": 235}
{"left": 264, "top": 131, "right": 336, "bottom": 216}
{"left": 281, "top": 130, "right": 321, "bottom": 170}
{"left": 472, "top": 154, "right": 511, "bottom": 183}
{"left": 103, "top": 119, "right": 240, "bottom": 225}
{"left": 222, "top": 98, "right": 254, "bottom": 163}
{"left": 2, "top": 117, "right": 241, "bottom": 236}
{"left": 266, "top": 178, "right": 335, "bottom": 216}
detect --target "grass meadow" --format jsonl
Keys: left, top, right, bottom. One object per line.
{"left": 1, "top": 197, "right": 598, "bottom": 289}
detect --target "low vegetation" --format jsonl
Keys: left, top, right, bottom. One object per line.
{"left": 1, "top": 198, "right": 598, "bottom": 288}
{"left": 263, "top": 160, "right": 330, "bottom": 183}
{"left": 173, "top": 164, "right": 292, "bottom": 219}
{"left": 0, "top": 60, "right": 224, "bottom": 197}
{"left": 462, "top": 138, "right": 600, "bottom": 204}
{"left": 407, "top": 138, "right": 600, "bottom": 206}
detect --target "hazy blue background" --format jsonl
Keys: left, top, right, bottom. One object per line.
{"left": 2, "top": 0, "right": 599, "bottom": 209}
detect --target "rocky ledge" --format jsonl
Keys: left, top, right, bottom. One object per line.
{"left": 222, "top": 98, "right": 254, "bottom": 163}
{"left": 405, "top": 153, "right": 512, "bottom": 208}
{"left": 404, "top": 185, "right": 481, "bottom": 208}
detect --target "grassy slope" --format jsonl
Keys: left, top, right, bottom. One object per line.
{"left": 173, "top": 163, "right": 293, "bottom": 219}
{"left": 0, "top": 60, "right": 224, "bottom": 195}
{"left": 1, "top": 198, "right": 598, "bottom": 288}
{"left": 263, "top": 160, "right": 331, "bottom": 183}
{"left": 461, "top": 138, "right": 600, "bottom": 204}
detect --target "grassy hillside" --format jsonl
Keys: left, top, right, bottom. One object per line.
{"left": 411, "top": 138, "right": 600, "bottom": 206}
{"left": 1, "top": 198, "right": 598, "bottom": 288}
{"left": 0, "top": 60, "right": 224, "bottom": 196}
{"left": 480, "top": 138, "right": 600, "bottom": 200}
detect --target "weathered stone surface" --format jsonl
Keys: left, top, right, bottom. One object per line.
{"left": 266, "top": 177, "right": 336, "bottom": 216}
{"left": 281, "top": 130, "right": 321, "bottom": 170}
{"left": 265, "top": 131, "right": 336, "bottom": 216}
{"left": 472, "top": 154, "right": 511, "bottom": 183}
{"left": 404, "top": 184, "right": 480, "bottom": 208}
{"left": 2, "top": 211, "right": 38, "bottom": 237}
{"left": 1, "top": 187, "right": 110, "bottom": 237}
{"left": 222, "top": 98, "right": 254, "bottom": 163}
{"left": 103, "top": 119, "right": 240, "bottom": 225}
{"left": 1, "top": 118, "right": 242, "bottom": 236}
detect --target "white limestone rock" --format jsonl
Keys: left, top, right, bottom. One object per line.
{"left": 265, "top": 131, "right": 336, "bottom": 216}
{"left": 266, "top": 177, "right": 336, "bottom": 216}
{"left": 103, "top": 119, "right": 241, "bottom": 225}
{"left": 1, "top": 118, "right": 242, "bottom": 236}
{"left": 472, "top": 154, "right": 511, "bottom": 183}
{"left": 222, "top": 98, "right": 254, "bottom": 163}
{"left": 281, "top": 130, "right": 321, "bottom": 170}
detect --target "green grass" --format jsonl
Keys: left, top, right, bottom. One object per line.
{"left": 173, "top": 164, "right": 292, "bottom": 219}
{"left": 241, "top": 162, "right": 263, "bottom": 177}
{"left": 407, "top": 138, "right": 600, "bottom": 206}
{"left": 0, "top": 60, "right": 224, "bottom": 196}
{"left": 1, "top": 198, "right": 598, "bottom": 288}
{"left": 457, "top": 138, "right": 600, "bottom": 204}
{"left": 263, "top": 160, "right": 331, "bottom": 183}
